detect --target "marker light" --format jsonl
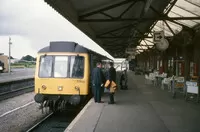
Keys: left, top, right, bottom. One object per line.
{"left": 75, "top": 86, "right": 80, "bottom": 91}
{"left": 42, "top": 85, "right": 46, "bottom": 90}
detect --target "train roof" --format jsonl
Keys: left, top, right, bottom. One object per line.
{"left": 38, "top": 41, "right": 111, "bottom": 60}
{"left": 38, "top": 41, "right": 88, "bottom": 53}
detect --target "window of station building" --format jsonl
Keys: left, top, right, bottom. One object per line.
{"left": 54, "top": 56, "right": 69, "bottom": 78}
{"left": 39, "top": 55, "right": 53, "bottom": 78}
{"left": 70, "top": 56, "right": 84, "bottom": 78}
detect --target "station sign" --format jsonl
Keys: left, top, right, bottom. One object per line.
{"left": 153, "top": 31, "right": 164, "bottom": 43}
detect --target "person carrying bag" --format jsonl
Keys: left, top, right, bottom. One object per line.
{"left": 104, "top": 62, "right": 117, "bottom": 104}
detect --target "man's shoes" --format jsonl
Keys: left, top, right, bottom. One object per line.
{"left": 108, "top": 102, "right": 115, "bottom": 104}
{"left": 98, "top": 101, "right": 104, "bottom": 103}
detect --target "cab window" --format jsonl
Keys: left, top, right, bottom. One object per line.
{"left": 39, "top": 56, "right": 53, "bottom": 77}
{"left": 54, "top": 56, "right": 69, "bottom": 77}
{"left": 70, "top": 56, "right": 84, "bottom": 78}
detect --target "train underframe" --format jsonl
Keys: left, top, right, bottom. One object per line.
{"left": 34, "top": 93, "right": 91, "bottom": 112}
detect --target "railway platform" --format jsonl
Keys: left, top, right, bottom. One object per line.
{"left": 65, "top": 71, "right": 200, "bottom": 132}
{"left": 0, "top": 68, "right": 34, "bottom": 83}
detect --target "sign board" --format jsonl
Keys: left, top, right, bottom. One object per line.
{"left": 186, "top": 81, "right": 197, "bottom": 87}
{"left": 186, "top": 81, "right": 198, "bottom": 94}
{"left": 125, "top": 48, "right": 136, "bottom": 54}
{"left": 153, "top": 31, "right": 164, "bottom": 43}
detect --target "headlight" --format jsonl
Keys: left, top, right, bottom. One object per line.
{"left": 58, "top": 86, "right": 63, "bottom": 91}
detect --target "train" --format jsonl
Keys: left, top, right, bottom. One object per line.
{"left": 0, "top": 55, "right": 8, "bottom": 73}
{"left": 34, "top": 41, "right": 108, "bottom": 111}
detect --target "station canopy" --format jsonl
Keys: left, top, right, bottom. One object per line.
{"left": 45, "top": 0, "right": 200, "bottom": 58}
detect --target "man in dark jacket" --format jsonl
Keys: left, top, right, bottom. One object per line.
{"left": 108, "top": 62, "right": 116, "bottom": 104}
{"left": 120, "top": 69, "right": 128, "bottom": 90}
{"left": 92, "top": 61, "right": 105, "bottom": 103}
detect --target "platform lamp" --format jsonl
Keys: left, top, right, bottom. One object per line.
{"left": 8, "top": 37, "right": 12, "bottom": 74}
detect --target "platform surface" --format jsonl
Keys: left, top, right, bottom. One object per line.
{"left": 65, "top": 71, "right": 200, "bottom": 132}
{"left": 0, "top": 68, "right": 34, "bottom": 83}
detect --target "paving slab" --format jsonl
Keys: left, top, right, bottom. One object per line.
{"left": 65, "top": 72, "right": 200, "bottom": 132}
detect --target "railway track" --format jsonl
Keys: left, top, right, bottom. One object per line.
{"left": 26, "top": 112, "right": 54, "bottom": 132}
{"left": 26, "top": 107, "right": 82, "bottom": 132}
{"left": 0, "top": 78, "right": 34, "bottom": 101}
{"left": 26, "top": 96, "right": 91, "bottom": 132}
{"left": 0, "top": 85, "right": 34, "bottom": 101}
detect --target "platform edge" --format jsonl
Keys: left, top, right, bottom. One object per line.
{"left": 64, "top": 98, "right": 93, "bottom": 132}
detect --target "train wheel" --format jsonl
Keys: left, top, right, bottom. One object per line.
{"left": 49, "top": 101, "right": 54, "bottom": 112}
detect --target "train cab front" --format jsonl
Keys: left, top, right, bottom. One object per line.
{"left": 34, "top": 53, "right": 90, "bottom": 110}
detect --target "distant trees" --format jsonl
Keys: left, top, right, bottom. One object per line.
{"left": 8, "top": 56, "right": 14, "bottom": 59}
{"left": 21, "top": 55, "right": 36, "bottom": 61}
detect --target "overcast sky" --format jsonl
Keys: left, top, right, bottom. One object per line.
{"left": 0, "top": 0, "right": 113, "bottom": 59}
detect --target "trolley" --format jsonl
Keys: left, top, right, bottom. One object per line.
{"left": 185, "top": 80, "right": 199, "bottom": 103}
{"left": 171, "top": 76, "right": 185, "bottom": 98}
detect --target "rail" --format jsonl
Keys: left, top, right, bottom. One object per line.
{"left": 0, "top": 78, "right": 34, "bottom": 101}
{"left": 26, "top": 112, "right": 54, "bottom": 132}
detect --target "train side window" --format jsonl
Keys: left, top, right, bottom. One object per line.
{"left": 70, "top": 56, "right": 84, "bottom": 78}
{"left": 39, "top": 56, "right": 53, "bottom": 78}
{"left": 54, "top": 56, "right": 68, "bottom": 78}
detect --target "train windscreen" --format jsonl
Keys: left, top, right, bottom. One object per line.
{"left": 39, "top": 55, "right": 84, "bottom": 78}
{"left": 70, "top": 56, "right": 84, "bottom": 78}
{"left": 39, "top": 56, "right": 53, "bottom": 78}
{"left": 54, "top": 56, "right": 69, "bottom": 77}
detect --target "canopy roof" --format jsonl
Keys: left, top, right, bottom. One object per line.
{"left": 45, "top": 0, "right": 200, "bottom": 58}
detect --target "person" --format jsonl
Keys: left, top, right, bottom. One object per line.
{"left": 120, "top": 69, "right": 128, "bottom": 90}
{"left": 167, "top": 66, "right": 173, "bottom": 78}
{"left": 92, "top": 61, "right": 105, "bottom": 103}
{"left": 107, "top": 62, "right": 116, "bottom": 104}
{"left": 120, "top": 70, "right": 125, "bottom": 89}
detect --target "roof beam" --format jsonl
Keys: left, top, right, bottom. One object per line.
{"left": 100, "top": 12, "right": 114, "bottom": 19}
{"left": 79, "top": 0, "right": 142, "bottom": 18}
{"left": 143, "top": 40, "right": 151, "bottom": 48}
{"left": 164, "top": 0, "right": 177, "bottom": 15}
{"left": 148, "top": 1, "right": 190, "bottom": 29}
{"left": 97, "top": 36, "right": 152, "bottom": 39}
{"left": 144, "top": 39, "right": 154, "bottom": 44}
{"left": 137, "top": 20, "right": 158, "bottom": 45}
{"left": 154, "top": 24, "right": 173, "bottom": 35}
{"left": 97, "top": 24, "right": 133, "bottom": 37}
{"left": 119, "top": 0, "right": 139, "bottom": 18}
{"left": 168, "top": 19, "right": 190, "bottom": 28}
{"left": 174, "top": 5, "right": 200, "bottom": 17}
{"left": 170, "top": 11, "right": 199, "bottom": 24}
{"left": 164, "top": 20, "right": 175, "bottom": 36}
{"left": 185, "top": 0, "right": 200, "bottom": 9}
{"left": 79, "top": 17, "right": 200, "bottom": 22}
